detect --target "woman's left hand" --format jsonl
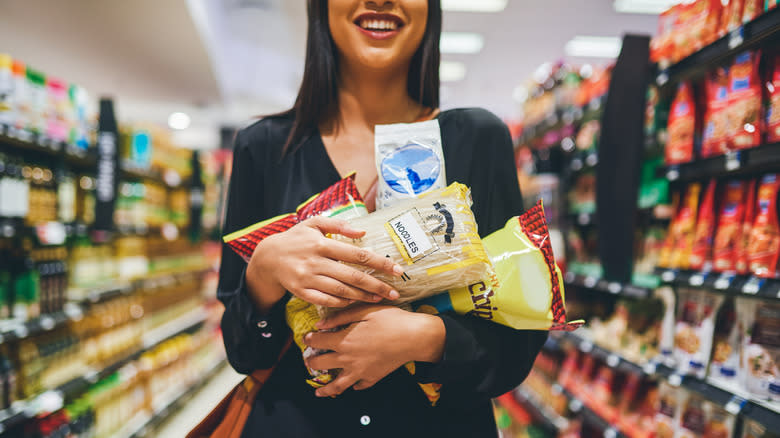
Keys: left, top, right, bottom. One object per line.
{"left": 304, "top": 305, "right": 446, "bottom": 398}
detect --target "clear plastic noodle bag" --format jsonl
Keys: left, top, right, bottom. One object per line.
{"left": 375, "top": 119, "right": 446, "bottom": 210}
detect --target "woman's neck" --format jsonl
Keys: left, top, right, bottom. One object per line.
{"left": 329, "top": 61, "right": 423, "bottom": 133}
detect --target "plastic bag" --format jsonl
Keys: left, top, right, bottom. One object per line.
{"left": 701, "top": 67, "right": 730, "bottom": 158}
{"left": 728, "top": 51, "right": 763, "bottom": 150}
{"left": 737, "top": 179, "right": 758, "bottom": 274}
{"left": 374, "top": 119, "right": 446, "bottom": 210}
{"left": 666, "top": 82, "right": 697, "bottom": 165}
{"left": 673, "top": 288, "right": 725, "bottom": 378}
{"left": 713, "top": 180, "right": 747, "bottom": 272}
{"left": 767, "top": 52, "right": 780, "bottom": 143}
{"left": 690, "top": 180, "right": 717, "bottom": 270}
{"left": 709, "top": 298, "right": 740, "bottom": 386}
{"left": 747, "top": 174, "right": 780, "bottom": 278}
{"left": 737, "top": 298, "right": 780, "bottom": 401}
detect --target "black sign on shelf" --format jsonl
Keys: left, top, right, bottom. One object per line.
{"left": 189, "top": 150, "right": 204, "bottom": 240}
{"left": 94, "top": 98, "right": 119, "bottom": 231}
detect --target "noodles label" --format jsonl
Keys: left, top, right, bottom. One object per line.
{"left": 386, "top": 209, "right": 435, "bottom": 264}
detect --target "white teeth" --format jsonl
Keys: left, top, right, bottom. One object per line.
{"left": 359, "top": 19, "right": 398, "bottom": 31}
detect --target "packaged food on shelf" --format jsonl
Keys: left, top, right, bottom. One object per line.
{"left": 737, "top": 298, "right": 780, "bottom": 401}
{"left": 740, "top": 418, "right": 780, "bottom": 437}
{"left": 666, "top": 82, "right": 698, "bottom": 165}
{"left": 656, "top": 381, "right": 684, "bottom": 438}
{"left": 673, "top": 288, "right": 725, "bottom": 377}
{"left": 0, "top": 54, "right": 12, "bottom": 127}
{"left": 738, "top": 179, "right": 759, "bottom": 274}
{"left": 728, "top": 51, "right": 764, "bottom": 150}
{"left": 678, "top": 393, "right": 736, "bottom": 438}
{"left": 767, "top": 51, "right": 780, "bottom": 143}
{"left": 713, "top": 180, "right": 748, "bottom": 272}
{"left": 657, "top": 286, "right": 678, "bottom": 363}
{"left": 710, "top": 298, "right": 741, "bottom": 386}
{"left": 11, "top": 59, "right": 29, "bottom": 134}
{"left": 671, "top": 183, "right": 702, "bottom": 269}
{"left": 747, "top": 174, "right": 780, "bottom": 278}
{"left": 702, "top": 67, "right": 731, "bottom": 158}
{"left": 690, "top": 179, "right": 718, "bottom": 270}
{"left": 722, "top": 0, "right": 746, "bottom": 35}
{"left": 46, "top": 77, "right": 71, "bottom": 143}
{"left": 743, "top": 0, "right": 765, "bottom": 22}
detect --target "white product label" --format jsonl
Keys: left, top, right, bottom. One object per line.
{"left": 388, "top": 211, "right": 432, "bottom": 262}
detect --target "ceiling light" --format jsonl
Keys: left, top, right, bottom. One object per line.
{"left": 168, "top": 112, "right": 191, "bottom": 130}
{"left": 513, "top": 86, "right": 528, "bottom": 103}
{"left": 440, "top": 32, "right": 485, "bottom": 54}
{"left": 441, "top": 0, "right": 507, "bottom": 12}
{"left": 565, "top": 36, "right": 622, "bottom": 58}
{"left": 440, "top": 61, "right": 466, "bottom": 82}
{"left": 614, "top": 0, "right": 678, "bottom": 14}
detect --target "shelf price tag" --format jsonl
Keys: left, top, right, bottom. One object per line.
{"left": 606, "top": 354, "right": 621, "bottom": 368}
{"left": 666, "top": 166, "right": 680, "bottom": 181}
{"left": 584, "top": 276, "right": 598, "bottom": 288}
{"left": 571, "top": 158, "right": 584, "bottom": 172}
{"left": 578, "top": 213, "right": 591, "bottom": 225}
{"left": 579, "top": 340, "right": 594, "bottom": 354}
{"left": 714, "top": 273, "right": 734, "bottom": 290}
{"left": 728, "top": 26, "right": 744, "bottom": 49}
{"left": 668, "top": 373, "right": 683, "bottom": 387}
{"left": 643, "top": 362, "right": 658, "bottom": 375}
{"left": 604, "top": 427, "right": 619, "bottom": 438}
{"left": 725, "top": 151, "right": 741, "bottom": 171}
{"left": 564, "top": 271, "right": 576, "bottom": 283}
{"left": 724, "top": 395, "right": 747, "bottom": 415}
{"left": 657, "top": 70, "right": 669, "bottom": 86}
{"left": 689, "top": 273, "right": 705, "bottom": 287}
{"left": 661, "top": 270, "right": 677, "bottom": 283}
{"left": 743, "top": 277, "right": 764, "bottom": 295}
{"left": 607, "top": 282, "right": 622, "bottom": 294}
{"left": 568, "top": 398, "right": 583, "bottom": 413}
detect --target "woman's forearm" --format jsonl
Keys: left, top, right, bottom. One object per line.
{"left": 246, "top": 239, "right": 287, "bottom": 313}
{"left": 408, "top": 312, "right": 446, "bottom": 363}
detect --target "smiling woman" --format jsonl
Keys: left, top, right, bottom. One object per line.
{"left": 215, "top": 0, "right": 547, "bottom": 437}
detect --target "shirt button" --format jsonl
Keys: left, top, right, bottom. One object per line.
{"left": 261, "top": 332, "right": 272, "bottom": 338}
{"left": 257, "top": 320, "right": 268, "bottom": 328}
{"left": 360, "top": 415, "right": 370, "bottom": 426}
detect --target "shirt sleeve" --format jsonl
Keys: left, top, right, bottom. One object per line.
{"left": 217, "top": 126, "right": 292, "bottom": 374}
{"left": 414, "top": 111, "right": 548, "bottom": 402}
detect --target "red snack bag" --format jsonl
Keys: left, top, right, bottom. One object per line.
{"left": 691, "top": 180, "right": 718, "bottom": 270}
{"left": 673, "top": 183, "right": 703, "bottom": 269}
{"left": 667, "top": 82, "right": 698, "bottom": 165}
{"left": 742, "top": 0, "right": 763, "bottom": 23}
{"left": 702, "top": 67, "right": 731, "bottom": 158}
{"left": 659, "top": 190, "right": 682, "bottom": 268}
{"left": 721, "top": 0, "right": 745, "bottom": 35}
{"left": 768, "top": 0, "right": 779, "bottom": 10}
{"left": 748, "top": 174, "right": 780, "bottom": 277}
{"left": 651, "top": 5, "right": 680, "bottom": 66}
{"left": 767, "top": 52, "right": 780, "bottom": 143}
{"left": 728, "top": 51, "right": 763, "bottom": 150}
{"left": 737, "top": 179, "right": 758, "bottom": 274}
{"left": 713, "top": 180, "right": 747, "bottom": 272}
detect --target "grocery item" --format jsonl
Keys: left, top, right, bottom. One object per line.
{"left": 767, "top": 52, "right": 780, "bottom": 143}
{"left": 768, "top": 0, "right": 779, "bottom": 10}
{"left": 713, "top": 180, "right": 747, "bottom": 272}
{"left": 666, "top": 82, "right": 697, "bottom": 164}
{"left": 326, "top": 183, "right": 496, "bottom": 313}
{"left": 671, "top": 183, "right": 702, "bottom": 269}
{"left": 703, "top": 403, "right": 736, "bottom": 438}
{"left": 374, "top": 119, "right": 445, "bottom": 209}
{"left": 721, "top": 0, "right": 746, "bottom": 35}
{"left": 674, "top": 288, "right": 725, "bottom": 378}
{"left": 728, "top": 51, "right": 763, "bottom": 150}
{"left": 655, "top": 382, "right": 683, "bottom": 438}
{"left": 743, "top": 0, "right": 764, "bottom": 22}
{"left": 737, "top": 298, "right": 780, "bottom": 401}
{"left": 26, "top": 67, "right": 47, "bottom": 136}
{"left": 46, "top": 77, "right": 70, "bottom": 143}
{"left": 690, "top": 180, "right": 718, "bottom": 270}
{"left": 11, "top": 60, "right": 28, "bottom": 133}
{"left": 678, "top": 392, "right": 709, "bottom": 438}
{"left": 656, "top": 286, "right": 677, "bottom": 364}
{"left": 738, "top": 179, "right": 758, "bottom": 274}
{"left": 701, "top": 67, "right": 730, "bottom": 157}
{"left": 741, "top": 418, "right": 780, "bottom": 438}
{"left": 747, "top": 174, "right": 780, "bottom": 277}
{"left": 0, "top": 54, "right": 11, "bottom": 127}
{"left": 710, "top": 298, "right": 740, "bottom": 386}
{"left": 659, "top": 190, "right": 681, "bottom": 268}
{"left": 651, "top": 5, "right": 679, "bottom": 66}
{"left": 223, "top": 175, "right": 368, "bottom": 262}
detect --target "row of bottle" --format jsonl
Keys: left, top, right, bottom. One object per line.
{"left": 0, "top": 242, "right": 69, "bottom": 322}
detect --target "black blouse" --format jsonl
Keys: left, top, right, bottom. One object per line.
{"left": 217, "top": 108, "right": 547, "bottom": 438}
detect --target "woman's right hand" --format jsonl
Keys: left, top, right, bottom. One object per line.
{"left": 246, "top": 216, "right": 403, "bottom": 313}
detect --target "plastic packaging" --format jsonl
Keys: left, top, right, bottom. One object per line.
{"left": 666, "top": 82, "right": 697, "bottom": 165}
{"left": 728, "top": 51, "right": 763, "bottom": 150}
{"left": 702, "top": 67, "right": 730, "bottom": 158}
{"left": 767, "top": 52, "right": 780, "bottom": 143}
{"left": 690, "top": 180, "right": 718, "bottom": 270}
{"left": 671, "top": 183, "right": 702, "bottom": 269}
{"left": 0, "top": 54, "right": 12, "bottom": 127}
{"left": 655, "top": 382, "right": 684, "bottom": 438}
{"left": 713, "top": 180, "right": 747, "bottom": 272}
{"left": 747, "top": 174, "right": 780, "bottom": 278}
{"left": 738, "top": 179, "right": 758, "bottom": 274}
{"left": 374, "top": 119, "right": 446, "bottom": 210}
{"left": 737, "top": 298, "right": 780, "bottom": 401}
{"left": 673, "top": 288, "right": 725, "bottom": 378}
{"left": 709, "top": 298, "right": 741, "bottom": 386}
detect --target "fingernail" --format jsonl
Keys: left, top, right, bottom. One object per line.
{"left": 315, "top": 390, "right": 323, "bottom": 397}
{"left": 393, "top": 264, "right": 404, "bottom": 276}
{"left": 389, "top": 290, "right": 400, "bottom": 300}
{"left": 304, "top": 333, "right": 312, "bottom": 344}
{"left": 372, "top": 295, "right": 383, "bottom": 302}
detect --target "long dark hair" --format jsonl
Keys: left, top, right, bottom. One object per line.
{"left": 280, "top": 0, "right": 441, "bottom": 156}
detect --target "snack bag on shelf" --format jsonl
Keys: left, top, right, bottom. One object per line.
{"left": 702, "top": 67, "right": 731, "bottom": 157}
{"left": 737, "top": 298, "right": 780, "bottom": 401}
{"left": 709, "top": 298, "right": 741, "bottom": 386}
{"left": 747, "top": 174, "right": 780, "bottom": 277}
{"left": 713, "top": 180, "right": 748, "bottom": 272}
{"left": 659, "top": 191, "right": 682, "bottom": 268}
{"left": 655, "top": 381, "right": 685, "bottom": 438}
{"left": 768, "top": 0, "right": 779, "bottom": 11}
{"left": 651, "top": 5, "right": 679, "bottom": 66}
{"left": 728, "top": 51, "right": 764, "bottom": 150}
{"left": 223, "top": 174, "right": 368, "bottom": 262}
{"left": 666, "top": 82, "right": 698, "bottom": 165}
{"left": 690, "top": 180, "right": 718, "bottom": 270}
{"left": 740, "top": 418, "right": 775, "bottom": 438}
{"left": 684, "top": 0, "right": 723, "bottom": 53}
{"left": 672, "top": 183, "right": 703, "bottom": 269}
{"left": 704, "top": 405, "right": 737, "bottom": 438}
{"left": 767, "top": 52, "right": 780, "bottom": 143}
{"left": 738, "top": 179, "right": 759, "bottom": 274}
{"left": 374, "top": 119, "right": 446, "bottom": 210}
{"left": 743, "top": 0, "right": 764, "bottom": 22}
{"left": 721, "top": 0, "right": 746, "bottom": 35}
{"left": 678, "top": 392, "right": 709, "bottom": 438}
{"left": 656, "top": 287, "right": 677, "bottom": 365}
{"left": 674, "top": 288, "right": 725, "bottom": 378}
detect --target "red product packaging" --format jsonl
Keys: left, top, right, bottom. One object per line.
{"left": 728, "top": 51, "right": 763, "bottom": 150}
{"left": 742, "top": 0, "right": 763, "bottom": 23}
{"left": 748, "top": 174, "right": 780, "bottom": 277}
{"left": 691, "top": 180, "right": 718, "bottom": 270}
{"left": 713, "top": 180, "right": 747, "bottom": 272}
{"left": 721, "top": 0, "right": 745, "bottom": 35}
{"left": 702, "top": 67, "right": 731, "bottom": 157}
{"left": 667, "top": 82, "right": 698, "bottom": 164}
{"left": 768, "top": 0, "right": 779, "bottom": 10}
{"left": 673, "top": 183, "right": 703, "bottom": 269}
{"left": 767, "top": 52, "right": 780, "bottom": 143}
{"left": 737, "top": 179, "right": 758, "bottom": 274}
{"left": 651, "top": 5, "right": 680, "bottom": 66}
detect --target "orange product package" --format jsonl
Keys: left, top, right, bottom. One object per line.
{"left": 685, "top": 0, "right": 723, "bottom": 52}
{"left": 659, "top": 191, "right": 682, "bottom": 268}
{"left": 690, "top": 180, "right": 718, "bottom": 270}
{"left": 737, "top": 179, "right": 758, "bottom": 274}
{"left": 728, "top": 51, "right": 763, "bottom": 150}
{"left": 747, "top": 174, "right": 780, "bottom": 277}
{"left": 672, "top": 183, "right": 703, "bottom": 269}
{"left": 673, "top": 2, "right": 696, "bottom": 61}
{"left": 720, "top": 0, "right": 745, "bottom": 35}
{"left": 651, "top": 5, "right": 680, "bottom": 66}
{"left": 768, "top": 0, "right": 779, "bottom": 10}
{"left": 742, "top": 0, "right": 763, "bottom": 23}
{"left": 666, "top": 82, "right": 698, "bottom": 165}
{"left": 713, "top": 180, "right": 747, "bottom": 272}
{"left": 701, "top": 67, "right": 731, "bottom": 158}
{"left": 767, "top": 52, "right": 780, "bottom": 143}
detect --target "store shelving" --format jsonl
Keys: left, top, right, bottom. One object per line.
{"left": 655, "top": 268, "right": 780, "bottom": 301}
{"left": 655, "top": 6, "right": 780, "bottom": 88}
{"left": 512, "top": 387, "right": 569, "bottom": 434}
{"left": 563, "top": 271, "right": 654, "bottom": 300}
{"left": 664, "top": 142, "right": 780, "bottom": 184}
{"left": 0, "top": 126, "right": 95, "bottom": 171}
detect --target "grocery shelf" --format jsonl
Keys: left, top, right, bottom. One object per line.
{"left": 563, "top": 272, "right": 653, "bottom": 300}
{"left": 557, "top": 387, "right": 625, "bottom": 438}
{"left": 0, "top": 125, "right": 95, "bottom": 170}
{"left": 655, "top": 6, "right": 780, "bottom": 89}
{"left": 569, "top": 211, "right": 597, "bottom": 226}
{"left": 554, "top": 332, "right": 780, "bottom": 429}
{"left": 512, "top": 387, "right": 569, "bottom": 434}
{"left": 664, "top": 142, "right": 780, "bottom": 184}
{"left": 655, "top": 268, "right": 780, "bottom": 301}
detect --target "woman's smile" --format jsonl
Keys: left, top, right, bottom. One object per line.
{"left": 354, "top": 12, "right": 405, "bottom": 40}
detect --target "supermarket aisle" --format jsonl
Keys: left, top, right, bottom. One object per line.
{"left": 156, "top": 364, "right": 244, "bottom": 438}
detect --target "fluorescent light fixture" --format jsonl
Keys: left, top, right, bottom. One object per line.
{"left": 440, "top": 61, "right": 466, "bottom": 82}
{"left": 614, "top": 0, "right": 678, "bottom": 14}
{"left": 441, "top": 0, "right": 507, "bottom": 12}
{"left": 565, "top": 36, "right": 622, "bottom": 58}
{"left": 168, "top": 112, "right": 191, "bottom": 130}
{"left": 440, "top": 32, "right": 485, "bottom": 54}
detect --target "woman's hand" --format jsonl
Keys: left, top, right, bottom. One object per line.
{"left": 303, "top": 305, "right": 446, "bottom": 397}
{"left": 246, "top": 216, "right": 404, "bottom": 313}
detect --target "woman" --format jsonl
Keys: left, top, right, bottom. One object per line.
{"left": 218, "top": 0, "right": 547, "bottom": 436}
